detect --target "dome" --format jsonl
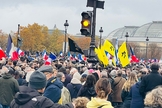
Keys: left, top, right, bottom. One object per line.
{"left": 106, "top": 21, "right": 162, "bottom": 42}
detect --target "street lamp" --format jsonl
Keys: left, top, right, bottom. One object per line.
{"left": 64, "top": 20, "right": 69, "bottom": 56}
{"left": 125, "top": 32, "right": 129, "bottom": 43}
{"left": 146, "top": 37, "right": 149, "bottom": 60}
{"left": 17, "top": 24, "right": 20, "bottom": 48}
{"left": 99, "top": 27, "right": 103, "bottom": 48}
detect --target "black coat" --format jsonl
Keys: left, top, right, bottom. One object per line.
{"left": 139, "top": 70, "right": 162, "bottom": 98}
{"left": 77, "top": 85, "right": 97, "bottom": 100}
{"left": 10, "top": 86, "right": 73, "bottom": 108}
{"left": 121, "top": 90, "right": 131, "bottom": 108}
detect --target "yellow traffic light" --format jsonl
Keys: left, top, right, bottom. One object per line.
{"left": 80, "top": 11, "right": 92, "bottom": 36}
{"left": 82, "top": 20, "right": 90, "bottom": 27}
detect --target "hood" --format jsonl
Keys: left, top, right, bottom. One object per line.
{"left": 87, "top": 87, "right": 96, "bottom": 95}
{"left": 2, "top": 73, "right": 12, "bottom": 79}
{"left": 14, "top": 86, "right": 40, "bottom": 105}
{"left": 87, "top": 97, "right": 113, "bottom": 108}
{"left": 47, "top": 77, "right": 63, "bottom": 89}
{"left": 71, "top": 78, "right": 81, "bottom": 84}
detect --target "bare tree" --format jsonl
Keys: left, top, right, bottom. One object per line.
{"left": 148, "top": 43, "right": 162, "bottom": 60}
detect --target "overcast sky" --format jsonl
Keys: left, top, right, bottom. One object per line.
{"left": 1, "top": 0, "right": 162, "bottom": 37}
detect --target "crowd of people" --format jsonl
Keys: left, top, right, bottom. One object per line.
{"left": 0, "top": 55, "right": 162, "bottom": 108}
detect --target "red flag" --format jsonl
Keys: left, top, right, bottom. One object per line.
{"left": 0, "top": 48, "right": 6, "bottom": 59}
{"left": 11, "top": 51, "right": 19, "bottom": 61}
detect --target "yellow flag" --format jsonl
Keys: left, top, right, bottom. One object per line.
{"left": 95, "top": 47, "right": 108, "bottom": 66}
{"left": 103, "top": 40, "right": 115, "bottom": 56}
{"left": 101, "top": 46, "right": 109, "bottom": 66}
{"left": 95, "top": 47, "right": 103, "bottom": 63}
{"left": 118, "top": 42, "right": 130, "bottom": 67}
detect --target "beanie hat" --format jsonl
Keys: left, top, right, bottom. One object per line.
{"left": 29, "top": 71, "right": 47, "bottom": 90}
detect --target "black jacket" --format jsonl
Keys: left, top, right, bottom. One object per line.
{"left": 10, "top": 86, "right": 73, "bottom": 108}
{"left": 77, "top": 86, "right": 97, "bottom": 100}
{"left": 139, "top": 70, "right": 162, "bottom": 98}
{"left": 121, "top": 90, "right": 131, "bottom": 108}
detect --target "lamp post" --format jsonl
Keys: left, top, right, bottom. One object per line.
{"left": 125, "top": 32, "right": 129, "bottom": 43}
{"left": 146, "top": 37, "right": 149, "bottom": 60}
{"left": 99, "top": 27, "right": 103, "bottom": 48}
{"left": 64, "top": 20, "right": 69, "bottom": 56}
{"left": 17, "top": 24, "right": 20, "bottom": 48}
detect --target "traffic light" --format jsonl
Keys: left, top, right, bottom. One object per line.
{"left": 17, "top": 37, "right": 22, "bottom": 48}
{"left": 80, "top": 11, "right": 92, "bottom": 36}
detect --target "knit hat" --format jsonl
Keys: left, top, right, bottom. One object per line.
{"left": 29, "top": 71, "right": 47, "bottom": 90}
{"left": 38, "top": 65, "right": 53, "bottom": 73}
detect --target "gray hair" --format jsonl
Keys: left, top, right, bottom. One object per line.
{"left": 145, "top": 86, "right": 162, "bottom": 107}
{"left": 56, "top": 72, "right": 64, "bottom": 80}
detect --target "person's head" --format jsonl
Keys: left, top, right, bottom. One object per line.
{"left": 20, "top": 56, "right": 26, "bottom": 62}
{"left": 58, "top": 67, "right": 66, "bottom": 74}
{"left": 38, "top": 65, "right": 54, "bottom": 80}
{"left": 53, "top": 68, "right": 58, "bottom": 77}
{"left": 110, "top": 70, "right": 117, "bottom": 78}
{"left": 70, "top": 68, "right": 78, "bottom": 76}
{"left": 116, "top": 70, "right": 122, "bottom": 77}
{"left": 80, "top": 74, "right": 87, "bottom": 83}
{"left": 82, "top": 66, "right": 88, "bottom": 72}
{"left": 92, "top": 72, "right": 99, "bottom": 82}
{"left": 29, "top": 71, "right": 47, "bottom": 93}
{"left": 84, "top": 74, "right": 96, "bottom": 87}
{"left": 13, "top": 60, "right": 18, "bottom": 66}
{"left": 150, "top": 63, "right": 160, "bottom": 71}
{"left": 95, "top": 78, "right": 111, "bottom": 99}
{"left": 122, "top": 72, "right": 138, "bottom": 91}
{"left": 18, "top": 71, "right": 25, "bottom": 78}
{"left": 145, "top": 86, "right": 162, "bottom": 108}
{"left": 101, "top": 70, "right": 108, "bottom": 78}
{"left": 73, "top": 97, "right": 89, "bottom": 108}
{"left": 56, "top": 72, "right": 66, "bottom": 82}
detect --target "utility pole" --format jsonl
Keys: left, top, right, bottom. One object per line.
{"left": 86, "top": 0, "right": 105, "bottom": 64}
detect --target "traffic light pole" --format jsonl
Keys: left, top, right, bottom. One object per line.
{"left": 87, "top": 0, "right": 98, "bottom": 63}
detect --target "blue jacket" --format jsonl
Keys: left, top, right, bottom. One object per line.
{"left": 66, "top": 83, "right": 82, "bottom": 100}
{"left": 130, "top": 82, "right": 144, "bottom": 108}
{"left": 44, "top": 77, "right": 63, "bottom": 103}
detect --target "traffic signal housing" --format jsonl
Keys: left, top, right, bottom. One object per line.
{"left": 17, "top": 37, "right": 23, "bottom": 48}
{"left": 80, "top": 11, "right": 92, "bottom": 36}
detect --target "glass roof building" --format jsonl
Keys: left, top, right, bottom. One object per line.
{"left": 106, "top": 21, "right": 162, "bottom": 42}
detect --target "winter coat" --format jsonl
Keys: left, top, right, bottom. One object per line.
{"left": 130, "top": 82, "right": 144, "bottom": 108}
{"left": 17, "top": 77, "right": 27, "bottom": 86}
{"left": 77, "top": 85, "right": 97, "bottom": 100}
{"left": 67, "top": 72, "right": 82, "bottom": 100}
{"left": 44, "top": 77, "right": 63, "bottom": 103}
{"left": 66, "top": 83, "right": 82, "bottom": 100}
{"left": 139, "top": 70, "right": 162, "bottom": 98}
{"left": 111, "top": 76, "right": 126, "bottom": 102}
{"left": 121, "top": 90, "right": 131, "bottom": 108}
{"left": 87, "top": 97, "right": 113, "bottom": 108}
{"left": 10, "top": 86, "right": 74, "bottom": 108}
{"left": 0, "top": 73, "right": 19, "bottom": 106}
